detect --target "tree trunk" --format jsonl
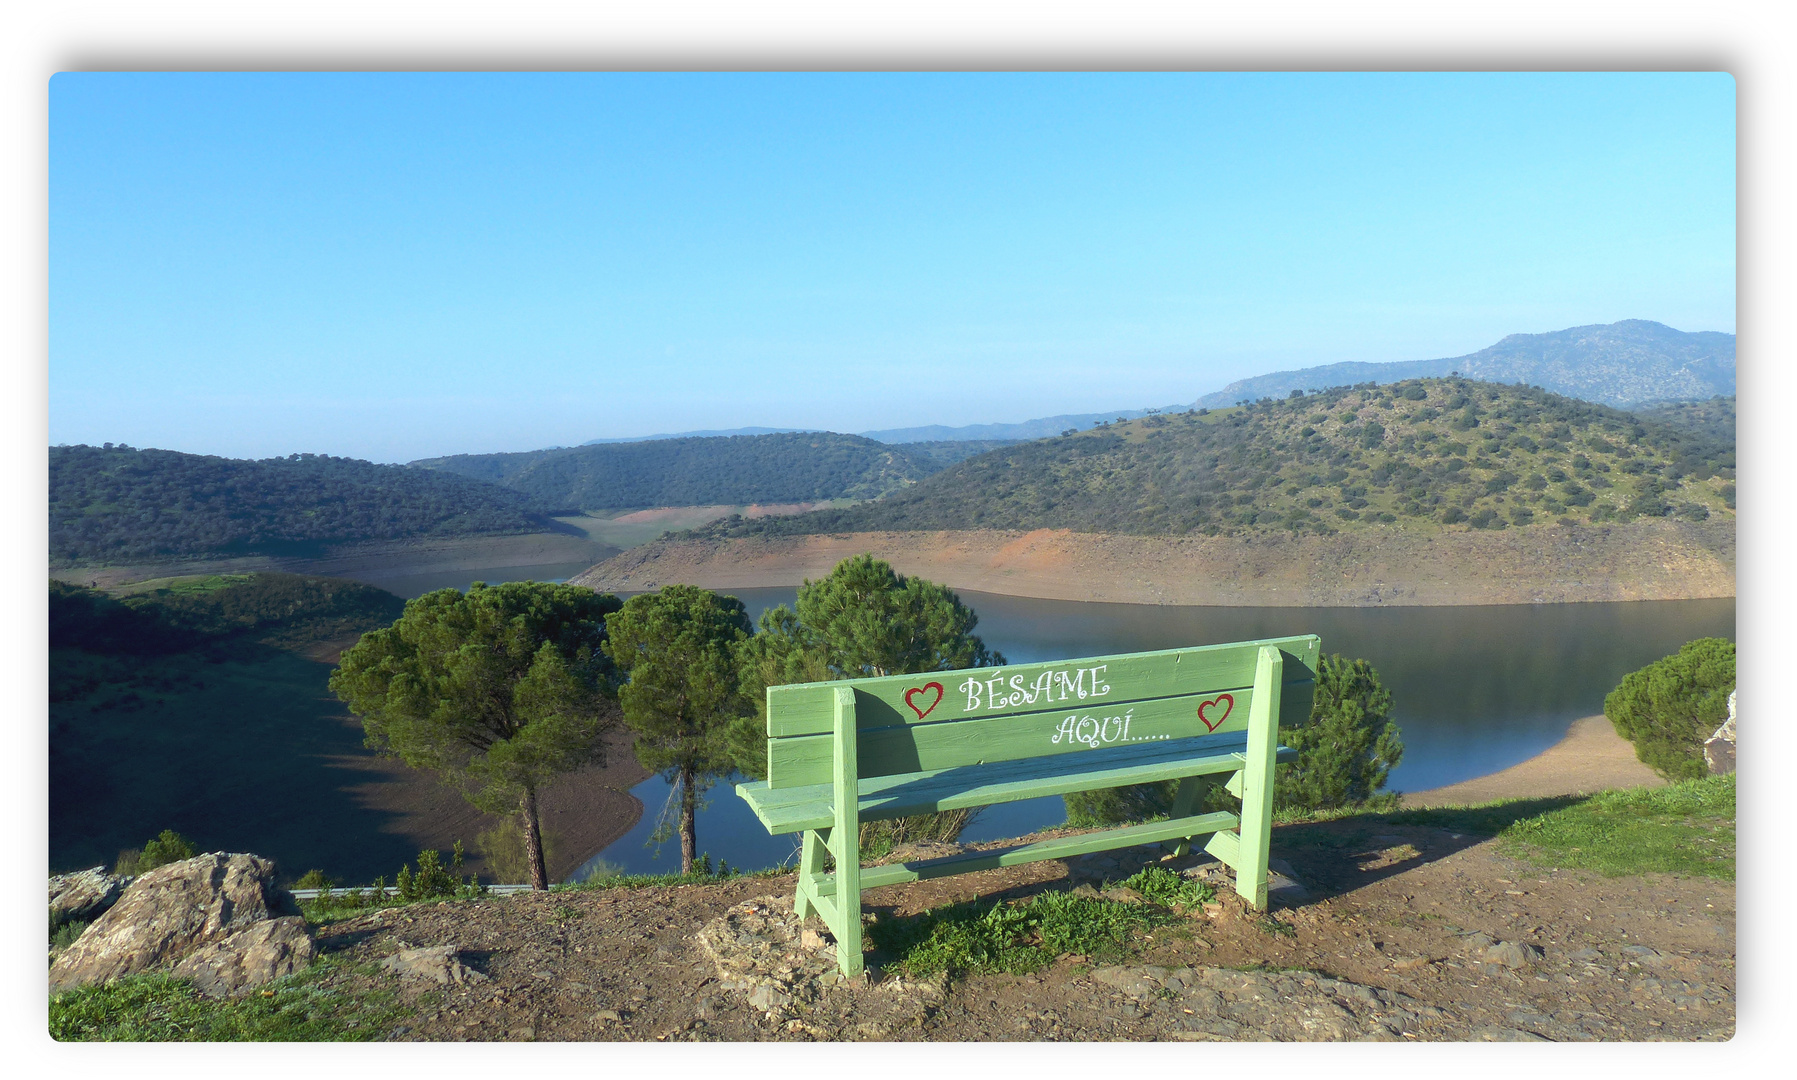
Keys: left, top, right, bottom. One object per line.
{"left": 680, "top": 764, "right": 697, "bottom": 875}
{"left": 520, "top": 785, "right": 549, "bottom": 890}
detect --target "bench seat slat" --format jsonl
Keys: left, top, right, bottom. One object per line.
{"left": 805, "top": 810, "right": 1244, "bottom": 898}
{"left": 737, "top": 729, "right": 1297, "bottom": 834}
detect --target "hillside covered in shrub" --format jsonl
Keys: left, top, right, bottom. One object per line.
{"left": 690, "top": 378, "right": 1736, "bottom": 541}
{"left": 411, "top": 431, "right": 938, "bottom": 511}
{"left": 50, "top": 445, "right": 565, "bottom": 565}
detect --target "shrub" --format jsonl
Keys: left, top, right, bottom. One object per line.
{"left": 393, "top": 842, "right": 486, "bottom": 902}
{"left": 1604, "top": 638, "right": 1736, "bottom": 781}
{"left": 115, "top": 830, "right": 196, "bottom": 877}
{"left": 1277, "top": 654, "right": 1404, "bottom": 811}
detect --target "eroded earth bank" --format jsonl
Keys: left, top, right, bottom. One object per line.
{"left": 571, "top": 519, "right": 1735, "bottom": 606}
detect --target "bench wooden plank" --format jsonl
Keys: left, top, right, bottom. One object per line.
{"left": 765, "top": 635, "right": 1321, "bottom": 737}
{"left": 806, "top": 811, "right": 1244, "bottom": 898}
{"left": 739, "top": 732, "right": 1298, "bottom": 833}
{"left": 766, "top": 680, "right": 1313, "bottom": 787}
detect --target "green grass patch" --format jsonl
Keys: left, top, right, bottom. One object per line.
{"left": 1281, "top": 776, "right": 1736, "bottom": 881}
{"left": 48, "top": 956, "right": 410, "bottom": 1042}
{"left": 869, "top": 870, "right": 1209, "bottom": 979}
{"left": 1492, "top": 774, "right": 1735, "bottom": 879}
{"left": 552, "top": 855, "right": 785, "bottom": 893}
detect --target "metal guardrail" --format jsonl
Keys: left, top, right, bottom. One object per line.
{"left": 289, "top": 883, "right": 540, "bottom": 900}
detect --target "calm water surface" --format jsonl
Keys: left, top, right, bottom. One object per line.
{"left": 573, "top": 588, "right": 1734, "bottom": 879}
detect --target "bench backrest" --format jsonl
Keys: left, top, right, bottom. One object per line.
{"left": 762, "top": 635, "right": 1321, "bottom": 788}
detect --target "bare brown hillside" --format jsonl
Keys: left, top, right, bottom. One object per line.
{"left": 569, "top": 518, "right": 1734, "bottom": 607}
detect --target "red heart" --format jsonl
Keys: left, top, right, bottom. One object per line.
{"left": 1197, "top": 694, "right": 1234, "bottom": 732}
{"left": 904, "top": 682, "right": 945, "bottom": 720}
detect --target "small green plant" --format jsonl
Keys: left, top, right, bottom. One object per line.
{"left": 51, "top": 918, "right": 90, "bottom": 953}
{"left": 1118, "top": 866, "right": 1215, "bottom": 909}
{"left": 393, "top": 842, "right": 486, "bottom": 902}
{"left": 868, "top": 890, "right": 1177, "bottom": 979}
{"left": 114, "top": 829, "right": 197, "bottom": 877}
{"left": 293, "top": 869, "right": 337, "bottom": 891}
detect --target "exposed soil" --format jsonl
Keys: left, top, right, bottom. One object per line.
{"left": 306, "top": 819, "right": 1734, "bottom": 1042}
{"left": 570, "top": 518, "right": 1735, "bottom": 607}
{"left": 1403, "top": 715, "right": 1666, "bottom": 808}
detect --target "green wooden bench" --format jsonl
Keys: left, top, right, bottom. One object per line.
{"left": 735, "top": 634, "right": 1320, "bottom": 977}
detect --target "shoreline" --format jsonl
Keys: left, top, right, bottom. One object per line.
{"left": 570, "top": 519, "right": 1735, "bottom": 608}
{"left": 1400, "top": 714, "right": 1666, "bottom": 808}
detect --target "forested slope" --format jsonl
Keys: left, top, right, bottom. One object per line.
{"left": 688, "top": 378, "right": 1736, "bottom": 541}
{"left": 411, "top": 431, "right": 938, "bottom": 510}
{"left": 50, "top": 444, "right": 564, "bottom": 566}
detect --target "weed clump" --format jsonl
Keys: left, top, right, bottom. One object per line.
{"left": 870, "top": 868, "right": 1213, "bottom": 979}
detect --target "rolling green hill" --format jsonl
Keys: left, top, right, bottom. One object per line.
{"left": 688, "top": 378, "right": 1736, "bottom": 541}
{"left": 1634, "top": 396, "right": 1736, "bottom": 445}
{"left": 50, "top": 444, "right": 565, "bottom": 566}
{"left": 410, "top": 431, "right": 939, "bottom": 511}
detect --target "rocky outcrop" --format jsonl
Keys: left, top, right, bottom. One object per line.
{"left": 379, "top": 944, "right": 489, "bottom": 986}
{"left": 48, "top": 852, "right": 315, "bottom": 996}
{"left": 49, "top": 866, "right": 128, "bottom": 930}
{"left": 1704, "top": 690, "right": 1737, "bottom": 775}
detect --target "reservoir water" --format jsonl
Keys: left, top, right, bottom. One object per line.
{"left": 571, "top": 588, "right": 1735, "bottom": 880}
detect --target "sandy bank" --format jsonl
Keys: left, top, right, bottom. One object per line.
{"left": 1401, "top": 715, "right": 1666, "bottom": 808}
{"left": 569, "top": 518, "right": 1734, "bottom": 607}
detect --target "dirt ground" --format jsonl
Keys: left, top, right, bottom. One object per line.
{"left": 1402, "top": 715, "right": 1665, "bottom": 808}
{"left": 308, "top": 816, "right": 1734, "bottom": 1043}
{"left": 570, "top": 518, "right": 1735, "bottom": 607}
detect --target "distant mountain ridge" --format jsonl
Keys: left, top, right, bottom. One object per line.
{"left": 861, "top": 407, "right": 1186, "bottom": 443}
{"left": 583, "top": 426, "right": 820, "bottom": 444}
{"left": 1194, "top": 320, "right": 1734, "bottom": 409}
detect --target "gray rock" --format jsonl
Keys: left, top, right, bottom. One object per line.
{"left": 1091, "top": 965, "right": 1161, "bottom": 997}
{"left": 1705, "top": 690, "right": 1737, "bottom": 774}
{"left": 1462, "top": 932, "right": 1496, "bottom": 953}
{"left": 1484, "top": 941, "right": 1545, "bottom": 968}
{"left": 747, "top": 983, "right": 790, "bottom": 1012}
{"left": 48, "top": 852, "right": 309, "bottom": 994}
{"left": 379, "top": 944, "right": 489, "bottom": 986}
{"left": 174, "top": 917, "right": 316, "bottom": 996}
{"left": 49, "top": 866, "right": 128, "bottom": 930}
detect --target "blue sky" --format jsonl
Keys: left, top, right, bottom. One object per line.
{"left": 49, "top": 71, "right": 1735, "bottom": 463}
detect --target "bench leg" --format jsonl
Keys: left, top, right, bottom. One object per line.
{"left": 1167, "top": 775, "right": 1214, "bottom": 857}
{"left": 830, "top": 686, "right": 865, "bottom": 977}
{"left": 1234, "top": 645, "right": 1283, "bottom": 910}
{"left": 794, "top": 828, "right": 827, "bottom": 921}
